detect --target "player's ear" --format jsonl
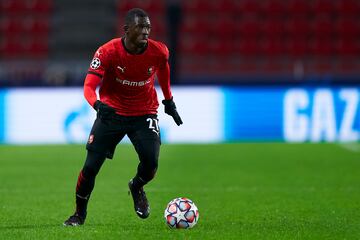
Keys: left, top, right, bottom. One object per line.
{"left": 123, "top": 25, "right": 129, "bottom": 34}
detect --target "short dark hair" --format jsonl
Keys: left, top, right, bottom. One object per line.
{"left": 125, "top": 8, "right": 149, "bottom": 25}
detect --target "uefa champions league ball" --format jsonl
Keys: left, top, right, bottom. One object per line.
{"left": 164, "top": 197, "right": 199, "bottom": 229}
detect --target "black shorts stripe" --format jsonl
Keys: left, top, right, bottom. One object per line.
{"left": 88, "top": 71, "right": 103, "bottom": 78}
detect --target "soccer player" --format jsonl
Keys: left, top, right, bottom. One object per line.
{"left": 64, "top": 8, "right": 182, "bottom": 226}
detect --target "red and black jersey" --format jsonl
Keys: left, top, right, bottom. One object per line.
{"left": 84, "top": 38, "right": 172, "bottom": 116}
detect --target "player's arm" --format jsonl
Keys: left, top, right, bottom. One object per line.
{"left": 84, "top": 48, "right": 115, "bottom": 119}
{"left": 157, "top": 50, "right": 183, "bottom": 126}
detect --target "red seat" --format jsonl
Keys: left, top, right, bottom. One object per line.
{"left": 28, "top": 0, "right": 52, "bottom": 14}
{"left": 0, "top": 38, "right": 25, "bottom": 58}
{"left": 311, "top": 37, "right": 336, "bottom": 57}
{"left": 179, "top": 36, "right": 210, "bottom": 57}
{"left": 24, "top": 38, "right": 48, "bottom": 58}
{"left": 313, "top": 0, "right": 335, "bottom": 16}
{"left": 287, "top": 38, "right": 310, "bottom": 58}
{"left": 180, "top": 16, "right": 211, "bottom": 37}
{"left": 288, "top": 0, "right": 311, "bottom": 17}
{"left": 182, "top": 0, "right": 211, "bottom": 15}
{"left": 262, "top": 38, "right": 286, "bottom": 57}
{"left": 335, "top": 0, "right": 360, "bottom": 16}
{"left": 285, "top": 18, "right": 312, "bottom": 39}
{"left": 263, "top": 0, "right": 286, "bottom": 18}
{"left": 262, "top": 19, "right": 284, "bottom": 39}
{"left": 211, "top": 17, "right": 234, "bottom": 38}
{"left": 0, "top": 18, "right": 24, "bottom": 35}
{"left": 208, "top": 38, "right": 232, "bottom": 57}
{"left": 336, "top": 39, "right": 360, "bottom": 57}
{"left": 237, "top": 18, "right": 261, "bottom": 39}
{"left": 0, "top": 0, "right": 27, "bottom": 15}
{"left": 236, "top": 38, "right": 262, "bottom": 57}
{"left": 335, "top": 18, "right": 360, "bottom": 39}
{"left": 23, "top": 17, "right": 50, "bottom": 35}
{"left": 216, "top": 0, "right": 237, "bottom": 15}
{"left": 313, "top": 17, "right": 334, "bottom": 39}
{"left": 236, "top": 0, "right": 263, "bottom": 17}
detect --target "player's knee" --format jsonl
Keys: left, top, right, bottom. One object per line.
{"left": 82, "top": 165, "right": 98, "bottom": 179}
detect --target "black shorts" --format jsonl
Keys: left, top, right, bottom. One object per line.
{"left": 86, "top": 114, "right": 161, "bottom": 159}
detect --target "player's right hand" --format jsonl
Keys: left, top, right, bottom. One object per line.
{"left": 93, "top": 100, "right": 116, "bottom": 120}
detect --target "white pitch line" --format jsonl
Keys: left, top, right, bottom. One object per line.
{"left": 337, "top": 143, "right": 360, "bottom": 153}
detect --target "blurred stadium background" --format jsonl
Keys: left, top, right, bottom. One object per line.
{"left": 0, "top": 0, "right": 359, "bottom": 144}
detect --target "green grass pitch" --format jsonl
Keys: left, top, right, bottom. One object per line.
{"left": 0, "top": 143, "right": 359, "bottom": 239}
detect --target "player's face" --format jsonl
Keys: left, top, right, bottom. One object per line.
{"left": 128, "top": 16, "right": 151, "bottom": 48}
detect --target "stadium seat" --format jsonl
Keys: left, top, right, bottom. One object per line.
{"left": 24, "top": 38, "right": 48, "bottom": 58}
{"left": 237, "top": 18, "right": 261, "bottom": 39}
{"left": 117, "top": 0, "right": 163, "bottom": 14}
{"left": 311, "top": 37, "right": 336, "bottom": 57}
{"left": 211, "top": 16, "right": 234, "bottom": 38}
{"left": 262, "top": 38, "right": 286, "bottom": 57}
{"left": 182, "top": 0, "right": 211, "bottom": 16}
{"left": 287, "top": 38, "right": 310, "bottom": 58}
{"left": 336, "top": 38, "right": 360, "bottom": 57}
{"left": 288, "top": 0, "right": 311, "bottom": 17}
{"left": 312, "top": 17, "right": 334, "bottom": 39}
{"left": 180, "top": 16, "right": 211, "bottom": 37}
{"left": 335, "top": 18, "right": 360, "bottom": 39}
{"left": 236, "top": 38, "right": 262, "bottom": 57}
{"left": 208, "top": 38, "right": 232, "bottom": 58}
{"left": 28, "top": 0, "right": 53, "bottom": 14}
{"left": 285, "top": 18, "right": 311, "bottom": 39}
{"left": 0, "top": 18, "right": 24, "bottom": 35}
{"left": 263, "top": 0, "right": 286, "bottom": 18}
{"left": 236, "top": 0, "right": 263, "bottom": 17}
{"left": 313, "top": 0, "right": 335, "bottom": 17}
{"left": 0, "top": 38, "right": 25, "bottom": 58}
{"left": 262, "top": 19, "right": 284, "bottom": 39}
{"left": 23, "top": 17, "right": 50, "bottom": 35}
{"left": 335, "top": 0, "right": 360, "bottom": 16}
{"left": 216, "top": 0, "right": 237, "bottom": 16}
{"left": 0, "top": 0, "right": 27, "bottom": 15}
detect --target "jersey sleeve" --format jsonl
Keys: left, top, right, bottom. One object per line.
{"left": 156, "top": 44, "right": 172, "bottom": 100}
{"left": 87, "top": 46, "right": 109, "bottom": 78}
{"left": 84, "top": 46, "right": 109, "bottom": 107}
{"left": 84, "top": 73, "right": 102, "bottom": 107}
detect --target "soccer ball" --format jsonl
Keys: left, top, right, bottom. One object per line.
{"left": 164, "top": 197, "right": 199, "bottom": 229}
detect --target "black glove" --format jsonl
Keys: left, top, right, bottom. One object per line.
{"left": 162, "top": 97, "right": 183, "bottom": 126}
{"left": 93, "top": 100, "right": 116, "bottom": 120}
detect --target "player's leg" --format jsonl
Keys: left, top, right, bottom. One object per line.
{"left": 64, "top": 118, "right": 125, "bottom": 226}
{"left": 128, "top": 115, "right": 161, "bottom": 219}
{"left": 64, "top": 150, "right": 106, "bottom": 226}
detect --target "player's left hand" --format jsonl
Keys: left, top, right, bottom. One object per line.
{"left": 162, "top": 97, "right": 183, "bottom": 126}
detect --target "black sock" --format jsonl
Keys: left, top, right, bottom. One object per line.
{"left": 75, "top": 170, "right": 92, "bottom": 217}
{"left": 74, "top": 151, "right": 106, "bottom": 217}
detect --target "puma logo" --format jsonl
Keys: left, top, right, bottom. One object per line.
{"left": 117, "top": 66, "right": 126, "bottom": 73}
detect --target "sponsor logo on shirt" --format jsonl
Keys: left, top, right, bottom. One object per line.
{"left": 115, "top": 78, "right": 151, "bottom": 87}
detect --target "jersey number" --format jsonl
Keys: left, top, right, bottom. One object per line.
{"left": 147, "top": 118, "right": 159, "bottom": 136}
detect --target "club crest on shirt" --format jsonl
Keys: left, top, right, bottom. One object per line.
{"left": 147, "top": 67, "right": 153, "bottom": 75}
{"left": 90, "top": 58, "right": 101, "bottom": 69}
